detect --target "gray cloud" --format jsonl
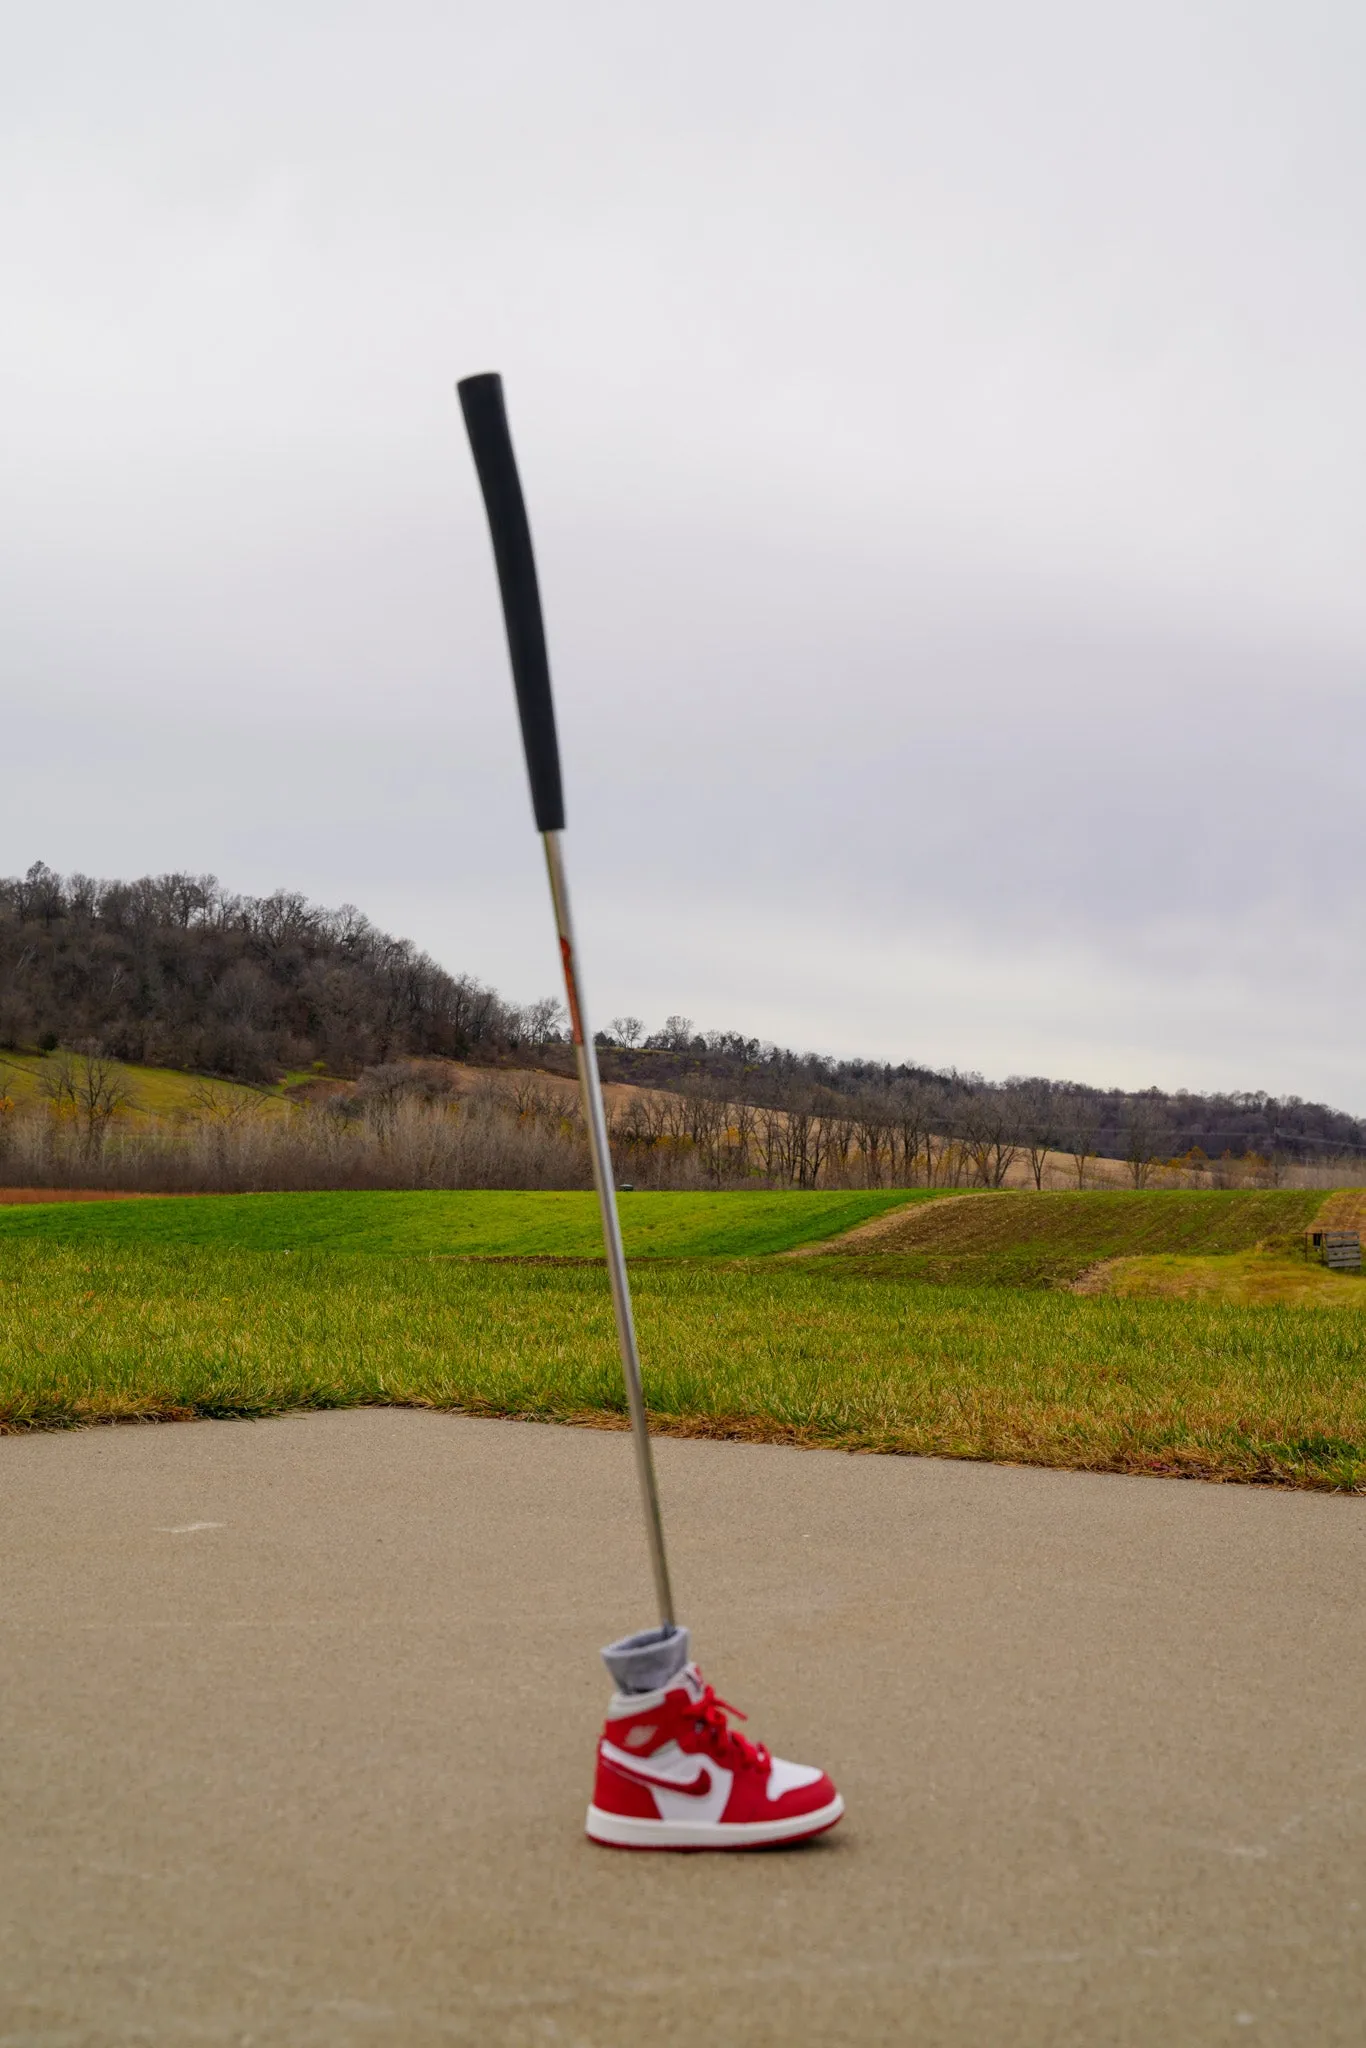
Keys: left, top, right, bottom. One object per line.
{"left": 3, "top": 0, "right": 1363, "bottom": 1105}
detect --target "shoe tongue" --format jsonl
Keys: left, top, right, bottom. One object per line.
{"left": 672, "top": 1661, "right": 706, "bottom": 1703}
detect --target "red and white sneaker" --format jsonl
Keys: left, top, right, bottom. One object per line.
{"left": 586, "top": 1662, "right": 844, "bottom": 1850}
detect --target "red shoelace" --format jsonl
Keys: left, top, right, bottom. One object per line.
{"left": 688, "top": 1685, "right": 771, "bottom": 1772}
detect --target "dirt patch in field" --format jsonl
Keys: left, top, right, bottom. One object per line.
{"left": 1070, "top": 1257, "right": 1124, "bottom": 1296}
{"left": 0, "top": 1188, "right": 166, "bottom": 1205}
{"left": 819, "top": 1188, "right": 1326, "bottom": 1288}
{"left": 781, "top": 1193, "right": 967, "bottom": 1255}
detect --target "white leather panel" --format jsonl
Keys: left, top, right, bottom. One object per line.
{"left": 766, "top": 1756, "right": 824, "bottom": 1801}
{"left": 600, "top": 1738, "right": 734, "bottom": 1825}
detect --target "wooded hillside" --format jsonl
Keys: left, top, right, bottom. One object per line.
{"left": 3, "top": 862, "right": 1361, "bottom": 1172}
{"left": 0, "top": 863, "right": 524, "bottom": 1079}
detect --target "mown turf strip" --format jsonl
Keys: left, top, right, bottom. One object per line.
{"left": 1089, "top": 1250, "right": 1366, "bottom": 1306}
{"left": 0, "top": 1187, "right": 930, "bottom": 1258}
{"left": 4, "top": 1244, "right": 1365, "bottom": 1491}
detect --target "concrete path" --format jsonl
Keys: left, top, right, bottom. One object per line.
{"left": 2, "top": 1412, "right": 1364, "bottom": 2046}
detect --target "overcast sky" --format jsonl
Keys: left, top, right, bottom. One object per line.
{"left": 3, "top": 1, "right": 1363, "bottom": 1106}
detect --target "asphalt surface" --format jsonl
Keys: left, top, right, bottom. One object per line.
{"left": 2, "top": 1411, "right": 1364, "bottom": 2046}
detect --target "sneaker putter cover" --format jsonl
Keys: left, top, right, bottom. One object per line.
{"left": 587, "top": 1660, "right": 845, "bottom": 1850}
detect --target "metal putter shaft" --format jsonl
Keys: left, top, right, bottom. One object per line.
{"left": 456, "top": 371, "right": 675, "bottom": 1631}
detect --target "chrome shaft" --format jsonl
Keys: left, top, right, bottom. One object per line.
{"left": 541, "top": 829, "right": 675, "bottom": 1628}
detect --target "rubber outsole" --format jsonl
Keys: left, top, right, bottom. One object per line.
{"left": 585, "top": 1793, "right": 845, "bottom": 1851}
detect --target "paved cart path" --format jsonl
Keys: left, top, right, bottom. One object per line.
{"left": 2, "top": 1412, "right": 1364, "bottom": 2046}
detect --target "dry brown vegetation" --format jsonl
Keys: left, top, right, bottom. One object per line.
{"left": 2, "top": 1043, "right": 1363, "bottom": 1200}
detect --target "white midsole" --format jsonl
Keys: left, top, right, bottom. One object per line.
{"left": 585, "top": 1794, "right": 844, "bottom": 1849}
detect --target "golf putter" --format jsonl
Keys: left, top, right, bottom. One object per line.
{"left": 457, "top": 371, "right": 675, "bottom": 1631}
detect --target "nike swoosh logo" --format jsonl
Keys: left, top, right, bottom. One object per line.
{"left": 601, "top": 1752, "right": 714, "bottom": 1799}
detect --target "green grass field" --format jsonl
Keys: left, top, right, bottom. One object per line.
{"left": 3, "top": 1188, "right": 1361, "bottom": 1490}
{"left": 3, "top": 1242, "right": 1364, "bottom": 1490}
{"left": 0, "top": 1187, "right": 929, "bottom": 1258}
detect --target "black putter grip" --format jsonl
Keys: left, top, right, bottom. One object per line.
{"left": 457, "top": 373, "right": 565, "bottom": 832}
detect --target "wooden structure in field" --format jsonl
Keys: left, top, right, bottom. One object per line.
{"left": 1307, "top": 1229, "right": 1363, "bottom": 1272}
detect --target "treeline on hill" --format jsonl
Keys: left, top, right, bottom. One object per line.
{"left": 2, "top": 864, "right": 1362, "bottom": 1179}
{"left": 585, "top": 1020, "right": 1366, "bottom": 1178}
{"left": 0, "top": 863, "right": 536, "bottom": 1078}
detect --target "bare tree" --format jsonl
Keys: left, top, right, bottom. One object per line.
{"left": 1053, "top": 1092, "right": 1100, "bottom": 1189}
{"left": 1123, "top": 1095, "right": 1170, "bottom": 1189}
{"left": 188, "top": 1078, "right": 261, "bottom": 1129}
{"left": 677, "top": 1079, "right": 730, "bottom": 1182}
{"left": 608, "top": 1015, "right": 644, "bottom": 1048}
{"left": 609, "top": 1088, "right": 669, "bottom": 1175}
{"left": 40, "top": 1047, "right": 131, "bottom": 1158}
{"left": 890, "top": 1082, "right": 936, "bottom": 1185}
{"left": 806, "top": 1096, "right": 835, "bottom": 1187}
{"left": 1009, "top": 1079, "right": 1060, "bottom": 1190}
{"left": 958, "top": 1091, "right": 1020, "bottom": 1188}
{"left": 852, "top": 1096, "right": 892, "bottom": 1186}
{"left": 757, "top": 1104, "right": 785, "bottom": 1183}
{"left": 347, "top": 1061, "right": 455, "bottom": 1133}
{"left": 824, "top": 1106, "right": 857, "bottom": 1187}
{"left": 653, "top": 1014, "right": 696, "bottom": 1052}
{"left": 763, "top": 1083, "right": 830, "bottom": 1188}
{"left": 520, "top": 997, "right": 566, "bottom": 1048}
{"left": 779, "top": 1100, "right": 811, "bottom": 1186}
{"left": 510, "top": 1075, "right": 578, "bottom": 1133}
